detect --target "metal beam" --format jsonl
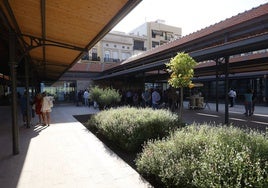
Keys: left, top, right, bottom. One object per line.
{"left": 17, "top": 34, "right": 88, "bottom": 64}
{"left": 94, "top": 59, "right": 169, "bottom": 80}
{"left": 20, "top": 34, "right": 88, "bottom": 51}
{"left": 190, "top": 33, "right": 268, "bottom": 61}
{"left": 3, "top": 0, "right": 21, "bottom": 34}
{"left": 0, "top": 7, "right": 12, "bottom": 31}
{"left": 41, "top": 0, "right": 47, "bottom": 79}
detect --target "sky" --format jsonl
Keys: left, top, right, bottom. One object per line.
{"left": 113, "top": 0, "right": 268, "bottom": 36}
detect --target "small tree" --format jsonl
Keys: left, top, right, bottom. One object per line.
{"left": 166, "top": 52, "right": 197, "bottom": 118}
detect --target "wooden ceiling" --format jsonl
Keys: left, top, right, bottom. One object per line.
{"left": 0, "top": 0, "right": 141, "bottom": 81}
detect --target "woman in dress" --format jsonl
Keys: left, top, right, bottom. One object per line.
{"left": 41, "top": 92, "right": 53, "bottom": 126}
{"left": 34, "top": 93, "right": 44, "bottom": 125}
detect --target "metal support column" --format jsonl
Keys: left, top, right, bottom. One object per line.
{"left": 9, "top": 31, "right": 19, "bottom": 155}
{"left": 25, "top": 59, "right": 30, "bottom": 128}
{"left": 224, "top": 56, "right": 230, "bottom": 125}
{"left": 215, "top": 59, "right": 219, "bottom": 112}
{"left": 142, "top": 72, "right": 145, "bottom": 90}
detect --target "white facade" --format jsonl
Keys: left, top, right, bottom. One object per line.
{"left": 130, "top": 19, "right": 182, "bottom": 50}
{"left": 99, "top": 31, "right": 133, "bottom": 62}
{"left": 79, "top": 20, "right": 181, "bottom": 64}
{"left": 81, "top": 31, "right": 147, "bottom": 64}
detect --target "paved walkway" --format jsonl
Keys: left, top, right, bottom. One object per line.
{"left": 0, "top": 103, "right": 267, "bottom": 188}
{"left": 182, "top": 102, "right": 268, "bottom": 132}
{"left": 0, "top": 104, "right": 152, "bottom": 188}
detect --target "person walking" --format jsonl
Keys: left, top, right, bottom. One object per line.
{"left": 132, "top": 91, "right": 139, "bottom": 107}
{"left": 33, "top": 92, "right": 44, "bottom": 125}
{"left": 244, "top": 88, "right": 253, "bottom": 116}
{"left": 83, "top": 89, "right": 89, "bottom": 106}
{"left": 228, "top": 88, "right": 236, "bottom": 107}
{"left": 20, "top": 91, "right": 31, "bottom": 128}
{"left": 141, "top": 89, "right": 151, "bottom": 107}
{"left": 77, "top": 90, "right": 83, "bottom": 106}
{"left": 152, "top": 88, "right": 161, "bottom": 109}
{"left": 41, "top": 92, "right": 53, "bottom": 126}
{"left": 126, "top": 90, "right": 133, "bottom": 106}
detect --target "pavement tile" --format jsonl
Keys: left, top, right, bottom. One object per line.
{"left": 0, "top": 105, "right": 151, "bottom": 188}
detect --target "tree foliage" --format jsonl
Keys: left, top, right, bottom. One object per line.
{"left": 166, "top": 52, "right": 197, "bottom": 118}
{"left": 166, "top": 52, "right": 197, "bottom": 88}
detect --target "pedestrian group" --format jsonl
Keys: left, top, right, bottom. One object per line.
{"left": 20, "top": 91, "right": 54, "bottom": 127}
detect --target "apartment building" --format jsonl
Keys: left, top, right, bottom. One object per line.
{"left": 80, "top": 20, "right": 181, "bottom": 64}
{"left": 130, "top": 19, "right": 182, "bottom": 49}
{"left": 80, "top": 31, "right": 147, "bottom": 64}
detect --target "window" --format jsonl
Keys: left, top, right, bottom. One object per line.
{"left": 114, "top": 45, "right": 117, "bottom": 48}
{"left": 152, "top": 30, "right": 163, "bottom": 38}
{"left": 92, "top": 48, "right": 98, "bottom": 61}
{"left": 152, "top": 41, "right": 159, "bottom": 48}
{"left": 151, "top": 30, "right": 156, "bottom": 38}
{"left": 104, "top": 51, "right": 110, "bottom": 62}
{"left": 166, "top": 33, "right": 173, "bottom": 41}
{"left": 113, "top": 51, "right": 118, "bottom": 59}
{"left": 133, "top": 40, "right": 145, "bottom": 50}
{"left": 122, "top": 52, "right": 131, "bottom": 60}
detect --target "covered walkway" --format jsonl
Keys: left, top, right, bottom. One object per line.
{"left": 0, "top": 105, "right": 151, "bottom": 188}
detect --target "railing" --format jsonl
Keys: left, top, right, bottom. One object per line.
{"left": 104, "top": 58, "right": 121, "bottom": 63}
{"left": 81, "top": 55, "right": 100, "bottom": 61}
{"left": 133, "top": 46, "right": 146, "bottom": 51}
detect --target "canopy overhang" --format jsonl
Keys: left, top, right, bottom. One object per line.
{"left": 0, "top": 0, "right": 141, "bottom": 81}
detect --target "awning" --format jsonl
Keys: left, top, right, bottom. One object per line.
{"left": 0, "top": 0, "right": 141, "bottom": 81}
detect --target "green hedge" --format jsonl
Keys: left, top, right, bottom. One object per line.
{"left": 136, "top": 125, "right": 268, "bottom": 187}
{"left": 87, "top": 107, "right": 183, "bottom": 152}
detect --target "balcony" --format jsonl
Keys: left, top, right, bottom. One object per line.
{"left": 133, "top": 46, "right": 147, "bottom": 51}
{"left": 81, "top": 54, "right": 100, "bottom": 62}
{"left": 104, "top": 58, "right": 121, "bottom": 63}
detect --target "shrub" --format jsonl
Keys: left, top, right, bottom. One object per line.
{"left": 136, "top": 124, "right": 268, "bottom": 187}
{"left": 89, "top": 86, "right": 102, "bottom": 103}
{"left": 89, "top": 86, "right": 121, "bottom": 109}
{"left": 99, "top": 88, "right": 121, "bottom": 108}
{"left": 87, "top": 107, "right": 183, "bottom": 152}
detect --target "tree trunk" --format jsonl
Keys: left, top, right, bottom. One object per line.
{"left": 178, "top": 87, "right": 183, "bottom": 119}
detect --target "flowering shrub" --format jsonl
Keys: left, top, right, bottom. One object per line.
{"left": 89, "top": 86, "right": 121, "bottom": 109}
{"left": 87, "top": 107, "right": 183, "bottom": 152}
{"left": 136, "top": 125, "right": 268, "bottom": 187}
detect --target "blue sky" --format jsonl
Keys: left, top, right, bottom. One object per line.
{"left": 113, "top": 0, "right": 268, "bottom": 36}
